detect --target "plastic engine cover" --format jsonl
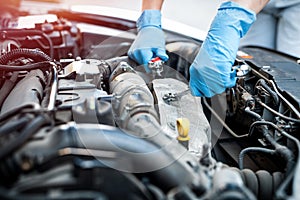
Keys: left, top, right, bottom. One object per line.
{"left": 153, "top": 78, "right": 211, "bottom": 157}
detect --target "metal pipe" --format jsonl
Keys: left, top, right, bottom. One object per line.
{"left": 269, "top": 80, "right": 300, "bottom": 119}
{"left": 256, "top": 98, "right": 300, "bottom": 124}
{"left": 47, "top": 64, "right": 58, "bottom": 111}
{"left": 203, "top": 98, "right": 248, "bottom": 138}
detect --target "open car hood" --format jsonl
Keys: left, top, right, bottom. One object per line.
{"left": 0, "top": 1, "right": 299, "bottom": 199}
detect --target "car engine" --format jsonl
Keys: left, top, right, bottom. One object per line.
{"left": 0, "top": 3, "right": 299, "bottom": 200}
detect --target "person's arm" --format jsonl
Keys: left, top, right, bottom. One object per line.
{"left": 127, "top": 0, "right": 168, "bottom": 67}
{"left": 232, "top": 0, "right": 269, "bottom": 13}
{"left": 189, "top": 0, "right": 269, "bottom": 97}
{"left": 142, "top": 0, "right": 164, "bottom": 10}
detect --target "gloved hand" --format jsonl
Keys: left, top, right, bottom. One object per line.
{"left": 128, "top": 10, "right": 169, "bottom": 67}
{"left": 189, "top": 1, "right": 256, "bottom": 97}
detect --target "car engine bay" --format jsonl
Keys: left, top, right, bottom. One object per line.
{"left": 0, "top": 3, "right": 299, "bottom": 200}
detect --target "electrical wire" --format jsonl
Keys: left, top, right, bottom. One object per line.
{"left": 0, "top": 48, "right": 52, "bottom": 64}
{"left": 1, "top": 29, "right": 54, "bottom": 59}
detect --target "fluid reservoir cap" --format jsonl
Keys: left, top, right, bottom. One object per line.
{"left": 240, "top": 64, "right": 249, "bottom": 71}
{"left": 176, "top": 118, "right": 190, "bottom": 141}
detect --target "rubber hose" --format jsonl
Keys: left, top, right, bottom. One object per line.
{"left": 0, "top": 115, "right": 49, "bottom": 160}
{"left": 242, "top": 169, "right": 259, "bottom": 197}
{"left": 239, "top": 147, "right": 276, "bottom": 170}
{"left": 0, "top": 157, "right": 20, "bottom": 185}
{"left": 0, "top": 117, "right": 30, "bottom": 137}
{"left": 256, "top": 170, "right": 273, "bottom": 200}
{"left": 229, "top": 167, "right": 284, "bottom": 200}
{"left": 259, "top": 79, "right": 280, "bottom": 106}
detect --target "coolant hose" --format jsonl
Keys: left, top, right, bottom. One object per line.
{"left": 230, "top": 167, "right": 284, "bottom": 200}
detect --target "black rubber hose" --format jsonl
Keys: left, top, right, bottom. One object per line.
{"left": 239, "top": 147, "right": 276, "bottom": 170}
{"left": 0, "top": 117, "right": 30, "bottom": 137}
{"left": 0, "top": 104, "right": 37, "bottom": 123}
{"left": 242, "top": 169, "right": 258, "bottom": 197}
{"left": 269, "top": 80, "right": 300, "bottom": 119}
{"left": 244, "top": 107, "right": 262, "bottom": 121}
{"left": 274, "top": 127, "right": 300, "bottom": 199}
{"left": 229, "top": 167, "right": 284, "bottom": 200}
{"left": 256, "top": 170, "right": 273, "bottom": 200}
{"left": 272, "top": 171, "right": 284, "bottom": 194}
{"left": 259, "top": 79, "right": 280, "bottom": 106}
{"left": 0, "top": 115, "right": 49, "bottom": 160}
{"left": 0, "top": 72, "right": 18, "bottom": 108}
{"left": 0, "top": 48, "right": 52, "bottom": 65}
{"left": 248, "top": 121, "right": 295, "bottom": 173}
{"left": 11, "top": 124, "right": 200, "bottom": 192}
{"left": 146, "top": 184, "right": 165, "bottom": 200}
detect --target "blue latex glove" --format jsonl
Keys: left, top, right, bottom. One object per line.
{"left": 189, "top": 1, "right": 256, "bottom": 97}
{"left": 128, "top": 10, "right": 169, "bottom": 67}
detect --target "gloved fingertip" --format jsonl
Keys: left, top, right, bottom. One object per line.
{"left": 155, "top": 49, "right": 169, "bottom": 61}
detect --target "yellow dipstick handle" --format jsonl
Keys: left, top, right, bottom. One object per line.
{"left": 176, "top": 118, "right": 190, "bottom": 142}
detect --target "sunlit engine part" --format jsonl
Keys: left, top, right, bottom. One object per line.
{"left": 109, "top": 62, "right": 210, "bottom": 157}
{"left": 109, "top": 62, "right": 159, "bottom": 137}
{"left": 153, "top": 78, "right": 211, "bottom": 157}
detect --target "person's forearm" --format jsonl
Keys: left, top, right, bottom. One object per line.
{"left": 142, "top": 0, "right": 164, "bottom": 10}
{"left": 231, "top": 0, "right": 269, "bottom": 13}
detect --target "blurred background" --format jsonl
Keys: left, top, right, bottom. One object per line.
{"left": 1, "top": 0, "right": 225, "bottom": 34}
{"left": 23, "top": 0, "right": 224, "bottom": 32}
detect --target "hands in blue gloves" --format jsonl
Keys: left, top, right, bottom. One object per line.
{"left": 128, "top": 10, "right": 169, "bottom": 66}
{"left": 189, "top": 1, "right": 256, "bottom": 97}
{"left": 129, "top": 2, "right": 256, "bottom": 98}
